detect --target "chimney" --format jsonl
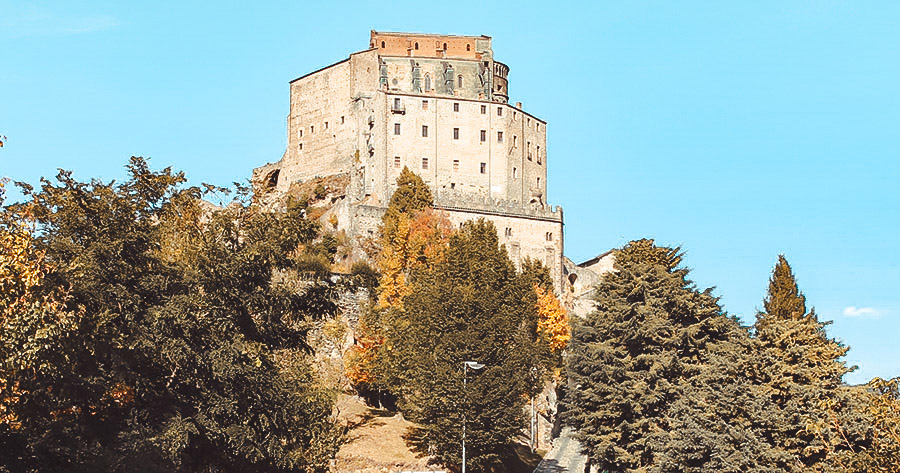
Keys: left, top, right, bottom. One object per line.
{"left": 516, "top": 102, "right": 522, "bottom": 109}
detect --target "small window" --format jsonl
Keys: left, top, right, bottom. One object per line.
{"left": 298, "top": 129, "right": 303, "bottom": 138}
{"left": 394, "top": 156, "right": 401, "bottom": 168}
{"left": 505, "top": 227, "right": 512, "bottom": 237}
{"left": 513, "top": 135, "right": 517, "bottom": 147}
{"left": 415, "top": 42, "right": 419, "bottom": 50}
{"left": 443, "top": 42, "right": 447, "bottom": 50}
{"left": 425, "top": 74, "right": 431, "bottom": 90}
{"left": 467, "top": 44, "right": 471, "bottom": 51}
{"left": 497, "top": 107, "right": 503, "bottom": 117}
{"left": 513, "top": 111, "right": 517, "bottom": 120}
{"left": 381, "top": 41, "right": 385, "bottom": 48}
{"left": 451, "top": 182, "right": 456, "bottom": 189}
{"left": 393, "top": 97, "right": 401, "bottom": 109}
{"left": 527, "top": 141, "right": 531, "bottom": 160}
{"left": 453, "top": 159, "right": 459, "bottom": 172}
{"left": 537, "top": 146, "right": 541, "bottom": 164}
{"left": 527, "top": 118, "right": 531, "bottom": 126}
{"left": 546, "top": 232, "right": 553, "bottom": 241}
{"left": 298, "top": 143, "right": 303, "bottom": 150}
{"left": 422, "top": 125, "right": 428, "bottom": 137}
{"left": 453, "top": 128, "right": 459, "bottom": 140}
{"left": 480, "top": 162, "right": 486, "bottom": 174}
{"left": 341, "top": 116, "right": 345, "bottom": 124}
{"left": 537, "top": 177, "right": 541, "bottom": 187}
{"left": 311, "top": 125, "right": 314, "bottom": 134}
{"left": 513, "top": 167, "right": 518, "bottom": 179}
{"left": 422, "top": 157, "right": 428, "bottom": 169}
{"left": 480, "top": 105, "right": 486, "bottom": 114}
{"left": 325, "top": 121, "right": 329, "bottom": 130}
{"left": 480, "top": 130, "right": 486, "bottom": 142}
{"left": 458, "top": 75, "right": 463, "bottom": 88}
{"left": 394, "top": 123, "right": 401, "bottom": 135}
{"left": 497, "top": 131, "right": 503, "bottom": 143}
{"left": 453, "top": 102, "right": 459, "bottom": 112}
{"left": 422, "top": 100, "right": 428, "bottom": 110}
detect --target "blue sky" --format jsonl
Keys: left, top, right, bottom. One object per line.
{"left": 2, "top": 1, "right": 898, "bottom": 383}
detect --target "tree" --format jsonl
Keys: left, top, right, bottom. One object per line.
{"left": 753, "top": 255, "right": 852, "bottom": 469}
{"left": 566, "top": 239, "right": 786, "bottom": 472}
{"left": 0, "top": 158, "right": 343, "bottom": 472}
{"left": 385, "top": 219, "right": 544, "bottom": 471}
{"left": 380, "top": 166, "right": 433, "bottom": 243}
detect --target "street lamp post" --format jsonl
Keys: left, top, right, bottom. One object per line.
{"left": 462, "top": 361, "right": 484, "bottom": 473}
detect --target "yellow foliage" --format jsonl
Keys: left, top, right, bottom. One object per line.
{"left": 535, "top": 285, "right": 570, "bottom": 352}
{"left": 377, "top": 209, "right": 452, "bottom": 309}
{"left": 0, "top": 213, "right": 77, "bottom": 428}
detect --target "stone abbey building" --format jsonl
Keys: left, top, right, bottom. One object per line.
{"left": 254, "top": 31, "right": 564, "bottom": 288}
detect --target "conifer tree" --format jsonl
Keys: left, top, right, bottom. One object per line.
{"left": 566, "top": 239, "right": 784, "bottom": 472}
{"left": 386, "top": 219, "right": 544, "bottom": 471}
{"left": 753, "top": 255, "right": 852, "bottom": 469}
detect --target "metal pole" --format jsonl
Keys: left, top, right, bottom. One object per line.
{"left": 462, "top": 362, "right": 467, "bottom": 473}
{"left": 530, "top": 395, "right": 535, "bottom": 452}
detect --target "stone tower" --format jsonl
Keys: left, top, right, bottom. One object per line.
{"left": 253, "top": 31, "right": 564, "bottom": 289}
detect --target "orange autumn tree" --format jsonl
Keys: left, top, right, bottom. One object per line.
{"left": 346, "top": 169, "right": 452, "bottom": 388}
{"left": 535, "top": 284, "right": 570, "bottom": 353}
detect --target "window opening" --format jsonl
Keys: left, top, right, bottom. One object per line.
{"left": 394, "top": 123, "right": 401, "bottom": 135}
{"left": 394, "top": 156, "right": 401, "bottom": 168}
{"left": 453, "top": 128, "right": 459, "bottom": 140}
{"left": 422, "top": 125, "right": 428, "bottom": 137}
{"left": 422, "top": 157, "right": 428, "bottom": 169}
{"left": 480, "top": 162, "right": 486, "bottom": 174}
{"left": 480, "top": 130, "right": 486, "bottom": 142}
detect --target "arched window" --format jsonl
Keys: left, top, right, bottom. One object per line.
{"left": 443, "top": 42, "right": 447, "bottom": 50}
{"left": 424, "top": 74, "right": 431, "bottom": 91}
{"left": 458, "top": 75, "right": 463, "bottom": 88}
{"left": 381, "top": 41, "right": 385, "bottom": 48}
{"left": 466, "top": 44, "right": 471, "bottom": 51}
{"left": 414, "top": 42, "right": 419, "bottom": 50}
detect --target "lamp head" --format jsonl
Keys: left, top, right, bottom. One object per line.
{"left": 463, "top": 361, "right": 485, "bottom": 370}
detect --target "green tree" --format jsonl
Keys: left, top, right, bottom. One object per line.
{"left": 385, "top": 219, "right": 544, "bottom": 471}
{"left": 566, "top": 239, "right": 786, "bottom": 473}
{"left": 0, "top": 158, "right": 343, "bottom": 472}
{"left": 753, "top": 255, "right": 851, "bottom": 470}
{"left": 381, "top": 166, "right": 433, "bottom": 242}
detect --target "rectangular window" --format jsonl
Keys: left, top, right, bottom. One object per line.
{"left": 394, "top": 156, "right": 401, "bottom": 168}
{"left": 480, "top": 162, "right": 486, "bottom": 174}
{"left": 422, "top": 157, "right": 428, "bottom": 170}
{"left": 513, "top": 111, "right": 517, "bottom": 120}
{"left": 537, "top": 146, "right": 541, "bottom": 164}
{"left": 325, "top": 121, "right": 329, "bottom": 130}
{"left": 311, "top": 125, "right": 314, "bottom": 134}
{"left": 453, "top": 159, "right": 459, "bottom": 172}
{"left": 341, "top": 116, "right": 345, "bottom": 124}
{"left": 298, "top": 143, "right": 303, "bottom": 150}
{"left": 527, "top": 118, "right": 531, "bottom": 126}
{"left": 394, "top": 123, "right": 401, "bottom": 135}
{"left": 513, "top": 135, "right": 517, "bottom": 147}
{"left": 393, "top": 97, "right": 401, "bottom": 109}
{"left": 481, "top": 105, "right": 487, "bottom": 114}
{"left": 422, "top": 100, "right": 428, "bottom": 110}
{"left": 497, "top": 107, "right": 503, "bottom": 117}
{"left": 480, "top": 130, "right": 486, "bottom": 142}
{"left": 453, "top": 102, "right": 459, "bottom": 112}
{"left": 422, "top": 125, "right": 428, "bottom": 137}
{"left": 453, "top": 127, "right": 459, "bottom": 140}
{"left": 527, "top": 141, "right": 531, "bottom": 160}
{"left": 298, "top": 129, "right": 303, "bottom": 138}
{"left": 497, "top": 131, "right": 503, "bottom": 143}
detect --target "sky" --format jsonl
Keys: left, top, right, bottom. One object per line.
{"left": 1, "top": 1, "right": 898, "bottom": 384}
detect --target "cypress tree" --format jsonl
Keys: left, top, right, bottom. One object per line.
{"left": 381, "top": 166, "right": 432, "bottom": 241}
{"left": 566, "top": 239, "right": 791, "bottom": 472}
{"left": 753, "top": 255, "right": 851, "bottom": 470}
{"left": 386, "top": 219, "right": 544, "bottom": 471}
